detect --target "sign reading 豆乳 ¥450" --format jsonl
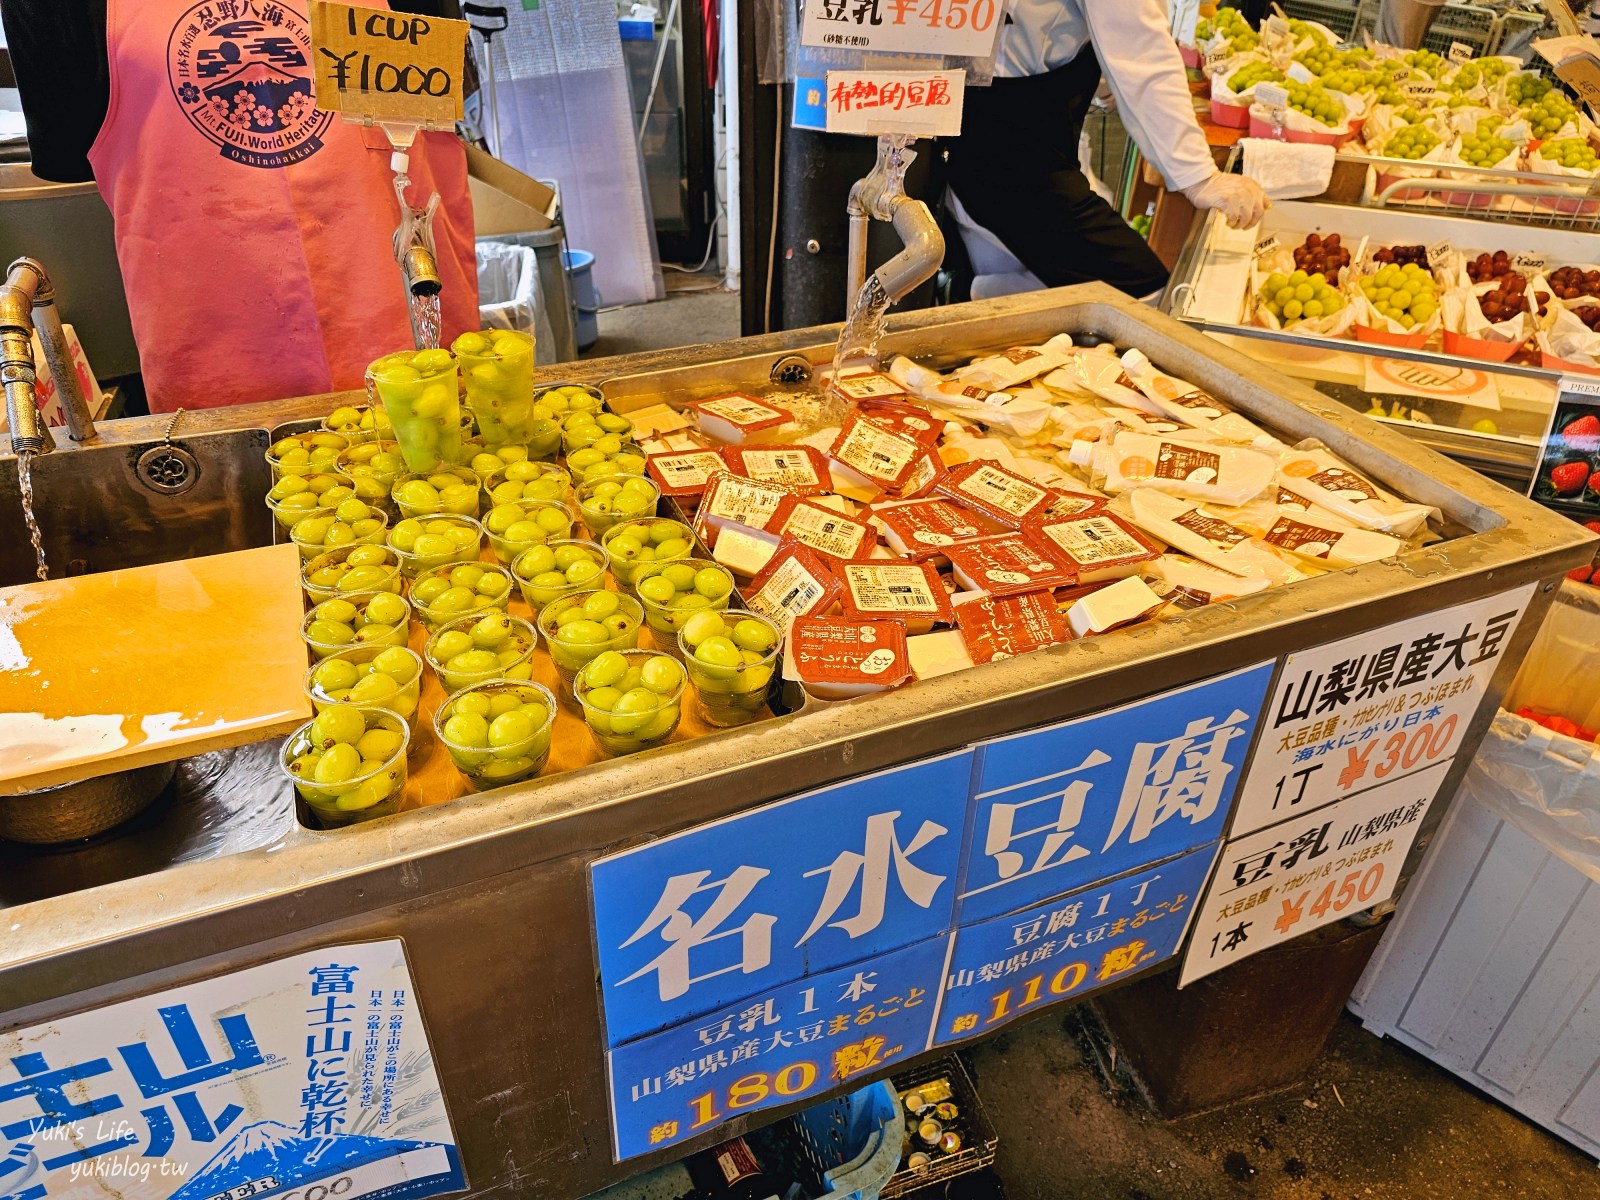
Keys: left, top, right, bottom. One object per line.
{"left": 0, "top": 940, "right": 463, "bottom": 1200}
{"left": 1230, "top": 586, "right": 1535, "bottom": 839}
{"left": 799, "top": 0, "right": 1004, "bottom": 58}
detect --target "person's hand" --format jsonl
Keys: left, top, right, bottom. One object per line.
{"left": 1183, "top": 173, "right": 1270, "bottom": 229}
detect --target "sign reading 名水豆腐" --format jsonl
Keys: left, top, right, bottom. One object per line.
{"left": 310, "top": 1, "right": 468, "bottom": 127}
{"left": 0, "top": 940, "right": 463, "bottom": 1200}
{"left": 1230, "top": 586, "right": 1534, "bottom": 839}
{"left": 1180, "top": 760, "right": 1450, "bottom": 985}
{"left": 799, "top": 0, "right": 1003, "bottom": 57}
{"left": 824, "top": 70, "right": 966, "bottom": 138}
{"left": 936, "top": 843, "right": 1216, "bottom": 1045}
{"left": 959, "top": 662, "right": 1274, "bottom": 924}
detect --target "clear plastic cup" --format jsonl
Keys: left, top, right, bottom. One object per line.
{"left": 303, "top": 644, "right": 424, "bottom": 726}
{"left": 288, "top": 505, "right": 388, "bottom": 563}
{"left": 391, "top": 465, "right": 482, "bottom": 520}
{"left": 577, "top": 475, "right": 660, "bottom": 538}
{"left": 511, "top": 540, "right": 610, "bottom": 616}
{"left": 409, "top": 560, "right": 515, "bottom": 631}
{"left": 265, "top": 471, "right": 356, "bottom": 531}
{"left": 425, "top": 612, "right": 538, "bottom": 694}
{"left": 266, "top": 430, "right": 350, "bottom": 480}
{"left": 322, "top": 403, "right": 391, "bottom": 445}
{"left": 533, "top": 382, "right": 605, "bottom": 417}
{"left": 602, "top": 518, "right": 696, "bottom": 590}
{"left": 302, "top": 544, "right": 405, "bottom": 605}
{"left": 483, "top": 461, "right": 572, "bottom": 509}
{"left": 633, "top": 558, "right": 734, "bottom": 656}
{"left": 560, "top": 409, "right": 636, "bottom": 455}
{"left": 453, "top": 329, "right": 536, "bottom": 446}
{"left": 368, "top": 348, "right": 464, "bottom": 474}
{"left": 538, "top": 589, "right": 644, "bottom": 697}
{"left": 280, "top": 707, "right": 409, "bottom": 828}
{"left": 301, "top": 592, "right": 412, "bottom": 660}
{"left": 480, "top": 499, "right": 576, "bottom": 565}
{"left": 434, "top": 678, "right": 557, "bottom": 789}
{"left": 575, "top": 648, "right": 686, "bottom": 756}
{"left": 461, "top": 438, "right": 536, "bottom": 482}
{"left": 567, "top": 439, "right": 649, "bottom": 486}
{"left": 337, "top": 440, "right": 410, "bottom": 513}
{"left": 386, "top": 513, "right": 484, "bottom": 579}
{"left": 679, "top": 608, "right": 780, "bottom": 727}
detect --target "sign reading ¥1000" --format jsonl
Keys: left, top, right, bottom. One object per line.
{"left": 0, "top": 941, "right": 463, "bottom": 1200}
{"left": 592, "top": 662, "right": 1274, "bottom": 1159}
{"left": 310, "top": 1, "right": 468, "bottom": 127}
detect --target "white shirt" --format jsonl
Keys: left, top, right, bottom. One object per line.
{"left": 995, "top": 0, "right": 1218, "bottom": 192}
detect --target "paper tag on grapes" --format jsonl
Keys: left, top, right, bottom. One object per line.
{"left": 1448, "top": 41, "right": 1473, "bottom": 64}
{"left": 1256, "top": 82, "right": 1289, "bottom": 111}
{"left": 1287, "top": 61, "right": 1315, "bottom": 83}
{"left": 1204, "top": 44, "right": 1229, "bottom": 72}
{"left": 1253, "top": 235, "right": 1280, "bottom": 259}
{"left": 1512, "top": 251, "right": 1547, "bottom": 273}
{"left": 1401, "top": 78, "right": 1437, "bottom": 102}
{"left": 1264, "top": 14, "right": 1290, "bottom": 39}
{"left": 1427, "top": 239, "right": 1451, "bottom": 267}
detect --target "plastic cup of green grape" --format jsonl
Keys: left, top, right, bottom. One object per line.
{"left": 409, "top": 560, "right": 515, "bottom": 631}
{"left": 463, "top": 439, "right": 535, "bottom": 483}
{"left": 336, "top": 440, "right": 410, "bottom": 510}
{"left": 425, "top": 611, "right": 538, "bottom": 694}
{"left": 561, "top": 409, "right": 636, "bottom": 455}
{"left": 301, "top": 591, "right": 411, "bottom": 660}
{"left": 368, "top": 347, "right": 465, "bottom": 475}
{"left": 602, "top": 518, "right": 696, "bottom": 589}
{"left": 482, "top": 498, "right": 575, "bottom": 565}
{"left": 303, "top": 544, "right": 405, "bottom": 605}
{"left": 511, "top": 539, "right": 610, "bottom": 614}
{"left": 265, "top": 471, "right": 357, "bottom": 530}
{"left": 289, "top": 500, "right": 388, "bottom": 562}
{"left": 322, "top": 403, "right": 390, "bottom": 445}
{"left": 452, "top": 329, "right": 536, "bottom": 446}
{"left": 633, "top": 558, "right": 734, "bottom": 655}
{"left": 577, "top": 475, "right": 660, "bottom": 536}
{"left": 391, "top": 466, "right": 482, "bottom": 520}
{"left": 534, "top": 381, "right": 604, "bottom": 414}
{"left": 435, "top": 679, "right": 557, "bottom": 789}
{"left": 678, "top": 608, "right": 779, "bottom": 727}
{"left": 575, "top": 649, "right": 686, "bottom": 757}
{"left": 538, "top": 589, "right": 645, "bottom": 697}
{"left": 386, "top": 513, "right": 484, "bottom": 579}
{"left": 266, "top": 431, "right": 349, "bottom": 481}
{"left": 567, "top": 440, "right": 649, "bottom": 486}
{"left": 304, "top": 644, "right": 425, "bottom": 727}
{"left": 483, "top": 461, "right": 572, "bottom": 508}
{"left": 280, "top": 707, "right": 409, "bottom": 827}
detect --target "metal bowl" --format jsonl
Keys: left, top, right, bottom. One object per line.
{"left": 0, "top": 762, "right": 176, "bottom": 845}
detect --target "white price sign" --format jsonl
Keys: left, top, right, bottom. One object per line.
{"left": 823, "top": 69, "right": 966, "bottom": 136}
{"left": 1180, "top": 761, "right": 1450, "bottom": 985}
{"left": 800, "top": 0, "right": 1003, "bottom": 58}
{"left": 1230, "top": 585, "right": 1534, "bottom": 839}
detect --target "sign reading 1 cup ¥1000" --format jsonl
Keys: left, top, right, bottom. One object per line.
{"left": 309, "top": 1, "right": 468, "bottom": 127}
{"left": 0, "top": 940, "right": 463, "bottom": 1200}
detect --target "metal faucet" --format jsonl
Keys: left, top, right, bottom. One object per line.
{"left": 844, "top": 135, "right": 946, "bottom": 311}
{"left": 1, "top": 258, "right": 97, "bottom": 455}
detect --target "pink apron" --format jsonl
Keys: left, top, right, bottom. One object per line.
{"left": 88, "top": 0, "right": 479, "bottom": 412}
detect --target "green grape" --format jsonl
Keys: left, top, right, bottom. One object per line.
{"left": 1460, "top": 131, "right": 1514, "bottom": 167}
{"left": 1543, "top": 137, "right": 1599, "bottom": 171}
{"left": 1229, "top": 62, "right": 1284, "bottom": 93}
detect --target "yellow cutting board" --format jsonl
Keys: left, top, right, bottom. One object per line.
{"left": 0, "top": 544, "right": 312, "bottom": 795}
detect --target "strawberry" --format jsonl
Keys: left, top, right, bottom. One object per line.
{"left": 1550, "top": 460, "right": 1591, "bottom": 494}
{"left": 1570, "top": 565, "right": 1595, "bottom": 582}
{"left": 1564, "top": 413, "right": 1600, "bottom": 450}
{"left": 1548, "top": 715, "right": 1583, "bottom": 738}
{"left": 1585, "top": 521, "right": 1600, "bottom": 535}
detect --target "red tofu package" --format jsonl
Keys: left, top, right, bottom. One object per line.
{"left": 1023, "top": 512, "right": 1160, "bottom": 583}
{"left": 936, "top": 460, "right": 1060, "bottom": 528}
{"left": 787, "top": 616, "right": 912, "bottom": 699}
{"left": 692, "top": 472, "right": 796, "bottom": 549}
{"left": 836, "top": 560, "right": 955, "bottom": 633}
{"left": 768, "top": 495, "right": 877, "bottom": 563}
{"left": 687, "top": 393, "right": 793, "bottom": 443}
{"left": 828, "top": 410, "right": 924, "bottom": 491}
{"left": 954, "top": 592, "right": 1075, "bottom": 664}
{"left": 875, "top": 497, "right": 1002, "bottom": 561}
{"left": 744, "top": 539, "right": 844, "bottom": 633}
{"left": 720, "top": 442, "right": 831, "bottom": 495}
{"left": 646, "top": 449, "right": 729, "bottom": 501}
{"left": 944, "top": 532, "right": 1078, "bottom": 598}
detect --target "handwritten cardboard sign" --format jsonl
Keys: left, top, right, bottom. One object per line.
{"left": 824, "top": 69, "right": 965, "bottom": 137}
{"left": 310, "top": 0, "right": 468, "bottom": 127}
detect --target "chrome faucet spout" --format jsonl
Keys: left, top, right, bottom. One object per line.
{"left": 1, "top": 257, "right": 98, "bottom": 454}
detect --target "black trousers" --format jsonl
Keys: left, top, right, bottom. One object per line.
{"left": 945, "top": 48, "right": 1171, "bottom": 298}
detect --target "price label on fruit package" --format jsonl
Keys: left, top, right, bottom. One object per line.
{"left": 1255, "top": 82, "right": 1289, "bottom": 112}
{"left": 800, "top": 0, "right": 1004, "bottom": 58}
{"left": 310, "top": 0, "right": 469, "bottom": 126}
{"left": 1401, "top": 77, "right": 1438, "bottom": 102}
{"left": 1449, "top": 40, "right": 1474, "bottom": 63}
{"left": 1531, "top": 376, "right": 1600, "bottom": 513}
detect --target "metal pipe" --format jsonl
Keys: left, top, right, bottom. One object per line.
{"left": 1, "top": 258, "right": 97, "bottom": 453}
{"left": 401, "top": 244, "right": 442, "bottom": 297}
{"left": 31, "top": 290, "right": 97, "bottom": 444}
{"left": 842, "top": 135, "right": 945, "bottom": 315}
{"left": 873, "top": 194, "right": 945, "bottom": 305}
{"left": 845, "top": 206, "right": 870, "bottom": 306}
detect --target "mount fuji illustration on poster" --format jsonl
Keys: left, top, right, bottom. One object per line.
{"left": 0, "top": 940, "right": 465, "bottom": 1200}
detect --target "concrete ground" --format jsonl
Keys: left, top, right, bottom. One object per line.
{"left": 587, "top": 270, "right": 740, "bottom": 359}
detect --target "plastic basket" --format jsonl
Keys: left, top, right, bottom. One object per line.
{"left": 771, "top": 1080, "right": 905, "bottom": 1200}
{"left": 1419, "top": 3, "right": 1497, "bottom": 58}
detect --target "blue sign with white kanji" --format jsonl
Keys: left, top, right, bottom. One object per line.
{"left": 935, "top": 843, "right": 1219, "bottom": 1046}
{"left": 591, "top": 750, "right": 975, "bottom": 1047}
{"left": 607, "top": 936, "right": 948, "bottom": 1160}
{"left": 956, "top": 663, "right": 1274, "bottom": 924}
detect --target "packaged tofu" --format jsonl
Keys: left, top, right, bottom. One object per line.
{"left": 745, "top": 540, "right": 843, "bottom": 633}
{"left": 721, "top": 442, "right": 831, "bottom": 494}
{"left": 1126, "top": 488, "right": 1307, "bottom": 585}
{"left": 788, "top": 617, "right": 912, "bottom": 699}
{"left": 944, "top": 532, "right": 1078, "bottom": 598}
{"left": 1256, "top": 506, "right": 1405, "bottom": 567}
{"left": 1068, "top": 430, "right": 1277, "bottom": 507}
{"left": 1118, "top": 349, "right": 1283, "bottom": 448}
{"left": 857, "top": 397, "right": 943, "bottom": 450}
{"left": 955, "top": 335, "right": 1075, "bottom": 390}
{"left": 830, "top": 368, "right": 911, "bottom": 404}
{"left": 710, "top": 520, "right": 783, "bottom": 577}
{"left": 1276, "top": 446, "right": 1436, "bottom": 536}
{"left": 954, "top": 591, "right": 1075, "bottom": 663}
{"left": 1023, "top": 512, "right": 1161, "bottom": 583}
{"left": 884, "top": 450, "right": 949, "bottom": 500}
{"left": 908, "top": 629, "right": 977, "bottom": 680}
{"left": 837, "top": 561, "right": 955, "bottom": 632}
{"left": 875, "top": 498, "right": 1001, "bottom": 561}
{"left": 936, "top": 460, "right": 1061, "bottom": 529}
{"left": 828, "top": 410, "right": 925, "bottom": 491}
{"left": 1143, "top": 554, "right": 1273, "bottom": 604}
{"left": 693, "top": 472, "right": 796, "bottom": 548}
{"left": 646, "top": 449, "right": 729, "bottom": 501}
{"left": 1065, "top": 576, "right": 1166, "bottom": 637}
{"left": 768, "top": 496, "right": 878, "bottom": 563}
{"left": 688, "top": 393, "right": 793, "bottom": 444}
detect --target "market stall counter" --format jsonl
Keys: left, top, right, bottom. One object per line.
{"left": 0, "top": 284, "right": 1587, "bottom": 1199}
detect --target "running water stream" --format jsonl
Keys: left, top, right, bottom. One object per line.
{"left": 409, "top": 291, "right": 442, "bottom": 352}
{"left": 17, "top": 449, "right": 48, "bottom": 581}
{"left": 832, "top": 274, "right": 892, "bottom": 377}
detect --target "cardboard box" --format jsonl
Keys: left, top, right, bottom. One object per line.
{"left": 0, "top": 324, "right": 105, "bottom": 434}
{"left": 466, "top": 143, "right": 558, "bottom": 236}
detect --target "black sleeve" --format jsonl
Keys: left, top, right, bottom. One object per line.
{"left": 0, "top": 0, "right": 108, "bottom": 183}
{"left": 391, "top": 0, "right": 461, "bottom": 17}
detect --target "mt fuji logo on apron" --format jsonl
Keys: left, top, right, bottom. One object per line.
{"left": 166, "top": 0, "right": 335, "bottom": 168}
